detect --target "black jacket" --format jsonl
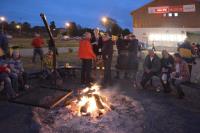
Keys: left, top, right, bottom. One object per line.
{"left": 102, "top": 39, "right": 113, "bottom": 60}
{"left": 161, "top": 55, "right": 174, "bottom": 70}
{"left": 128, "top": 39, "right": 139, "bottom": 53}
{"left": 144, "top": 54, "right": 161, "bottom": 73}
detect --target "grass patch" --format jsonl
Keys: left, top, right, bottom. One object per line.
{"left": 9, "top": 38, "right": 79, "bottom": 49}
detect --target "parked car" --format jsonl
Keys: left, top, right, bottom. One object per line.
{"left": 61, "top": 35, "right": 70, "bottom": 40}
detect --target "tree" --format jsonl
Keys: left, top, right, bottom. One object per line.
{"left": 67, "top": 22, "right": 78, "bottom": 37}
{"left": 22, "top": 22, "right": 31, "bottom": 32}
{"left": 111, "top": 23, "right": 122, "bottom": 36}
{"left": 122, "top": 28, "right": 131, "bottom": 36}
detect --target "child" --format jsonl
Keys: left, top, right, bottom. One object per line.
{"left": 8, "top": 51, "right": 29, "bottom": 90}
{"left": 42, "top": 50, "right": 62, "bottom": 81}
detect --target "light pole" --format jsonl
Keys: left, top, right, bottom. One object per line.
{"left": 65, "top": 22, "right": 71, "bottom": 36}
{"left": 0, "top": 16, "right": 6, "bottom": 33}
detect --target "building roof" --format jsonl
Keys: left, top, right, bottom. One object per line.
{"left": 131, "top": 0, "right": 200, "bottom": 15}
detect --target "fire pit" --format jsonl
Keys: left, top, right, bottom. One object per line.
{"left": 33, "top": 85, "right": 145, "bottom": 133}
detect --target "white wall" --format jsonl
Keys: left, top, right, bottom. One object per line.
{"left": 133, "top": 28, "right": 200, "bottom": 50}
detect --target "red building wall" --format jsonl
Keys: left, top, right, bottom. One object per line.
{"left": 131, "top": 0, "right": 200, "bottom": 28}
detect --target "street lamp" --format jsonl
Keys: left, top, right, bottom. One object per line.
{"left": 16, "top": 24, "right": 22, "bottom": 34}
{"left": 16, "top": 25, "right": 21, "bottom": 29}
{"left": 101, "top": 16, "right": 108, "bottom": 24}
{"left": 0, "top": 16, "right": 6, "bottom": 33}
{"left": 65, "top": 22, "right": 70, "bottom": 28}
{"left": 0, "top": 17, "right": 5, "bottom": 22}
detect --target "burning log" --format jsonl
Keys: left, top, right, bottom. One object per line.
{"left": 66, "top": 84, "right": 111, "bottom": 118}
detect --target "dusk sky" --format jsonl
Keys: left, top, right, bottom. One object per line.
{"left": 0, "top": 0, "right": 151, "bottom": 30}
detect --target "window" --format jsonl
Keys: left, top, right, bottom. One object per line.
{"left": 174, "top": 13, "right": 178, "bottom": 17}
{"left": 168, "top": 13, "right": 172, "bottom": 17}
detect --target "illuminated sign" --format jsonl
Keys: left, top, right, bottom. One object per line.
{"left": 148, "top": 4, "right": 196, "bottom": 14}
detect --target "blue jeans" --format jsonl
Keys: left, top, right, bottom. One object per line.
{"left": 9, "top": 73, "right": 19, "bottom": 92}
{"left": 0, "top": 73, "right": 15, "bottom": 98}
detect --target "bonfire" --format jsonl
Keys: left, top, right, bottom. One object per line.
{"left": 66, "top": 84, "right": 111, "bottom": 118}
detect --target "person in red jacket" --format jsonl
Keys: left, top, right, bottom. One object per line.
{"left": 31, "top": 33, "right": 44, "bottom": 63}
{"left": 79, "top": 32, "right": 96, "bottom": 84}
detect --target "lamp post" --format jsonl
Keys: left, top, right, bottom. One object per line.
{"left": 65, "top": 22, "right": 71, "bottom": 36}
{"left": 0, "top": 16, "right": 6, "bottom": 33}
{"left": 101, "top": 16, "right": 108, "bottom": 24}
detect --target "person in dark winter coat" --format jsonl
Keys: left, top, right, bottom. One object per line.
{"left": 115, "top": 35, "right": 129, "bottom": 79}
{"left": 140, "top": 49, "right": 161, "bottom": 89}
{"left": 161, "top": 50, "right": 174, "bottom": 93}
{"left": 127, "top": 34, "right": 139, "bottom": 87}
{"left": 102, "top": 33, "right": 113, "bottom": 86}
{"left": 91, "top": 29, "right": 103, "bottom": 56}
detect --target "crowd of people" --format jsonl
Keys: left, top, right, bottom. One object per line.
{"left": 0, "top": 29, "right": 198, "bottom": 100}
{"left": 79, "top": 29, "right": 197, "bottom": 99}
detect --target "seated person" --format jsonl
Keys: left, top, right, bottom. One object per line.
{"left": 171, "top": 53, "right": 190, "bottom": 99}
{"left": 161, "top": 50, "right": 174, "bottom": 93}
{"left": 0, "top": 52, "right": 19, "bottom": 93}
{"left": 0, "top": 64, "right": 17, "bottom": 99}
{"left": 140, "top": 49, "right": 161, "bottom": 89}
{"left": 8, "top": 51, "right": 29, "bottom": 90}
{"left": 42, "top": 50, "right": 61, "bottom": 80}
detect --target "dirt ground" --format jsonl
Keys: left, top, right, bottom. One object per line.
{"left": 0, "top": 54, "right": 200, "bottom": 133}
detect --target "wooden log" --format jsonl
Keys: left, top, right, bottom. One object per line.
{"left": 50, "top": 91, "right": 72, "bottom": 109}
{"left": 94, "top": 94, "right": 105, "bottom": 109}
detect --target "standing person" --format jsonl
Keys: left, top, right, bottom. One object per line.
{"left": 91, "top": 29, "right": 104, "bottom": 80}
{"left": 102, "top": 33, "right": 113, "bottom": 86}
{"left": 0, "top": 32, "right": 9, "bottom": 58}
{"left": 115, "top": 35, "right": 129, "bottom": 79}
{"left": 171, "top": 53, "right": 190, "bottom": 99}
{"left": 140, "top": 49, "right": 161, "bottom": 89}
{"left": 127, "top": 34, "right": 139, "bottom": 87}
{"left": 31, "top": 33, "right": 44, "bottom": 63}
{"left": 178, "top": 40, "right": 194, "bottom": 80}
{"left": 161, "top": 50, "right": 174, "bottom": 93}
{"left": 79, "top": 32, "right": 96, "bottom": 85}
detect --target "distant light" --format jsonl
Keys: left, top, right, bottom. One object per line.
{"left": 163, "top": 13, "right": 167, "bottom": 17}
{"left": 16, "top": 25, "right": 21, "bottom": 29}
{"left": 101, "top": 17, "right": 108, "bottom": 23}
{"left": 174, "top": 13, "right": 178, "bottom": 17}
{"left": 65, "top": 22, "right": 70, "bottom": 28}
{"left": 168, "top": 13, "right": 172, "bottom": 17}
{"left": 0, "top": 16, "right": 6, "bottom": 22}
